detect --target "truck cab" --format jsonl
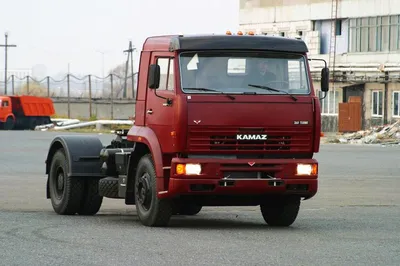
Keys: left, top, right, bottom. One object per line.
{"left": 44, "top": 32, "right": 329, "bottom": 227}
{"left": 0, "top": 96, "right": 14, "bottom": 130}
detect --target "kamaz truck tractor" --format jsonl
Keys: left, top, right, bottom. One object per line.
{"left": 44, "top": 31, "right": 329, "bottom": 227}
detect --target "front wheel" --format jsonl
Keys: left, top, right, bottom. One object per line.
{"left": 4, "top": 117, "right": 15, "bottom": 130}
{"left": 134, "top": 154, "right": 172, "bottom": 227}
{"left": 260, "top": 196, "right": 301, "bottom": 227}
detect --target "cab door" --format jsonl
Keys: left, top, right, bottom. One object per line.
{"left": 0, "top": 99, "right": 11, "bottom": 122}
{"left": 145, "top": 52, "right": 176, "bottom": 153}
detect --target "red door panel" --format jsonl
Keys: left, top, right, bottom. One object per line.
{"left": 145, "top": 52, "right": 177, "bottom": 153}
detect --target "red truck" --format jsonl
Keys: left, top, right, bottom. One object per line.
{"left": 44, "top": 32, "right": 329, "bottom": 227}
{"left": 0, "top": 95, "right": 54, "bottom": 130}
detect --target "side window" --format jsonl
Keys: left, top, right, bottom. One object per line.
{"left": 2, "top": 101, "right": 9, "bottom": 107}
{"left": 156, "top": 57, "right": 175, "bottom": 91}
{"left": 288, "top": 60, "right": 308, "bottom": 90}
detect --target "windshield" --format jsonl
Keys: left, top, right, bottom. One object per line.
{"left": 178, "top": 51, "right": 310, "bottom": 95}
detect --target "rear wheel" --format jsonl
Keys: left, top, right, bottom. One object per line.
{"left": 78, "top": 178, "right": 103, "bottom": 215}
{"left": 260, "top": 196, "right": 301, "bottom": 227}
{"left": 28, "top": 117, "right": 37, "bottom": 130}
{"left": 36, "top": 117, "right": 45, "bottom": 126}
{"left": 134, "top": 154, "right": 172, "bottom": 227}
{"left": 48, "top": 149, "right": 84, "bottom": 215}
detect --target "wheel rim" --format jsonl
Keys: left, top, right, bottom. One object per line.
{"left": 136, "top": 173, "right": 152, "bottom": 211}
{"left": 54, "top": 166, "right": 65, "bottom": 199}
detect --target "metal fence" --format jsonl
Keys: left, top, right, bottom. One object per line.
{"left": 0, "top": 73, "right": 138, "bottom": 99}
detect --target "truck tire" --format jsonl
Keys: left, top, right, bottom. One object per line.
{"left": 29, "top": 117, "right": 37, "bottom": 130}
{"left": 134, "top": 154, "right": 172, "bottom": 227}
{"left": 98, "top": 177, "right": 120, "bottom": 198}
{"left": 3, "top": 117, "right": 15, "bottom": 130}
{"left": 78, "top": 179, "right": 103, "bottom": 215}
{"left": 48, "top": 149, "right": 84, "bottom": 215}
{"left": 36, "top": 117, "right": 45, "bottom": 126}
{"left": 260, "top": 196, "right": 301, "bottom": 227}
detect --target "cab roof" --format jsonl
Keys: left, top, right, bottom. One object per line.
{"left": 142, "top": 34, "right": 308, "bottom": 53}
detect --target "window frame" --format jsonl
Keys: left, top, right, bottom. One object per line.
{"left": 371, "top": 90, "right": 383, "bottom": 117}
{"left": 320, "top": 90, "right": 339, "bottom": 115}
{"left": 348, "top": 15, "right": 400, "bottom": 53}
{"left": 392, "top": 91, "right": 400, "bottom": 117}
{"left": 155, "top": 57, "right": 175, "bottom": 91}
{"left": 1, "top": 100, "right": 9, "bottom": 107}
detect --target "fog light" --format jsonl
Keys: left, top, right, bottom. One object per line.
{"left": 175, "top": 163, "right": 201, "bottom": 175}
{"left": 296, "top": 164, "right": 317, "bottom": 175}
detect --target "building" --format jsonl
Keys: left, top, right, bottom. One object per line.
{"left": 239, "top": 0, "right": 400, "bottom": 132}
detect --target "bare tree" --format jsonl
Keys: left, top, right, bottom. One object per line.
{"left": 18, "top": 81, "right": 53, "bottom": 97}
{"left": 104, "top": 62, "right": 136, "bottom": 99}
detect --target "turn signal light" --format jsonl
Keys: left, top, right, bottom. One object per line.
{"left": 176, "top": 164, "right": 185, "bottom": 175}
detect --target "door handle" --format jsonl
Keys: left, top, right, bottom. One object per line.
{"left": 147, "top": 109, "right": 153, "bottom": 114}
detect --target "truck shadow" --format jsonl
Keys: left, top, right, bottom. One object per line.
{"left": 95, "top": 213, "right": 300, "bottom": 231}
{"left": 167, "top": 217, "right": 298, "bottom": 230}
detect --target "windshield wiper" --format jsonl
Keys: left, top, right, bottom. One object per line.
{"left": 247, "top": 84, "right": 298, "bottom": 101}
{"left": 183, "top": 88, "right": 235, "bottom": 100}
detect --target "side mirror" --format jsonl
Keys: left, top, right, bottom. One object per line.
{"left": 320, "top": 67, "right": 329, "bottom": 92}
{"left": 148, "top": 64, "right": 160, "bottom": 89}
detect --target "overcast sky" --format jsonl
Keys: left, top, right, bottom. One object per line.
{"left": 0, "top": 0, "right": 239, "bottom": 79}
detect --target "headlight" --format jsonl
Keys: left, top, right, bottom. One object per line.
{"left": 296, "top": 164, "right": 317, "bottom": 176}
{"left": 175, "top": 163, "right": 202, "bottom": 175}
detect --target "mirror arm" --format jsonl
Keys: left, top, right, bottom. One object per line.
{"left": 308, "top": 58, "right": 327, "bottom": 68}
{"left": 319, "top": 91, "right": 327, "bottom": 100}
{"left": 154, "top": 90, "right": 173, "bottom": 106}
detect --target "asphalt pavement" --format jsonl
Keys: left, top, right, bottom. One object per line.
{"left": 0, "top": 131, "right": 399, "bottom": 266}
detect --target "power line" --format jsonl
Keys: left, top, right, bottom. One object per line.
{"left": 0, "top": 32, "right": 17, "bottom": 95}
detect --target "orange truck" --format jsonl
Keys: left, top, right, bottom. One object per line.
{"left": 0, "top": 95, "right": 55, "bottom": 130}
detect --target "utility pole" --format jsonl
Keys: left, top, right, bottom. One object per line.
{"left": 0, "top": 32, "right": 17, "bottom": 95}
{"left": 123, "top": 41, "right": 136, "bottom": 99}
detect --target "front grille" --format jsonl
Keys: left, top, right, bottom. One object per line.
{"left": 220, "top": 162, "right": 281, "bottom": 179}
{"left": 222, "top": 171, "right": 275, "bottom": 179}
{"left": 188, "top": 126, "right": 312, "bottom": 152}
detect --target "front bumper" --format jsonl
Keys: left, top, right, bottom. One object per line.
{"left": 158, "top": 158, "right": 318, "bottom": 199}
